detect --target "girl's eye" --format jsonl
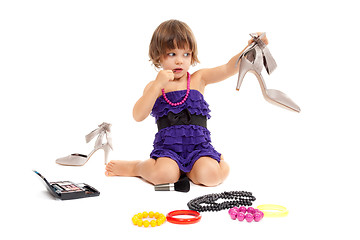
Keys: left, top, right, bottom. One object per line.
{"left": 184, "top": 53, "right": 191, "bottom": 57}
{"left": 168, "top": 53, "right": 175, "bottom": 56}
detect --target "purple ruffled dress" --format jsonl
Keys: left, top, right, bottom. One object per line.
{"left": 150, "top": 89, "right": 221, "bottom": 173}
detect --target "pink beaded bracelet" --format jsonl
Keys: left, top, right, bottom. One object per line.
{"left": 228, "top": 206, "right": 264, "bottom": 222}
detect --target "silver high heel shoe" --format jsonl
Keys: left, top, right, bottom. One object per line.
{"left": 236, "top": 33, "right": 301, "bottom": 112}
{"left": 56, "top": 122, "right": 113, "bottom": 166}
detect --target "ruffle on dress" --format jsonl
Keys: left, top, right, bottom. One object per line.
{"left": 153, "top": 125, "right": 211, "bottom": 152}
{"left": 150, "top": 148, "right": 221, "bottom": 173}
{"left": 150, "top": 124, "right": 221, "bottom": 172}
{"left": 150, "top": 89, "right": 221, "bottom": 173}
{"left": 151, "top": 89, "right": 211, "bottom": 121}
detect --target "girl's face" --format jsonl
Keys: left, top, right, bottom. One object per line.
{"left": 160, "top": 47, "right": 192, "bottom": 80}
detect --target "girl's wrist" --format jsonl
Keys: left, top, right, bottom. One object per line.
{"left": 151, "top": 81, "right": 164, "bottom": 94}
{"left": 154, "top": 76, "right": 169, "bottom": 89}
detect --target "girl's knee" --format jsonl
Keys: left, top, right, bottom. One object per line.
{"left": 151, "top": 162, "right": 180, "bottom": 185}
{"left": 153, "top": 172, "right": 179, "bottom": 185}
{"left": 190, "top": 158, "right": 225, "bottom": 187}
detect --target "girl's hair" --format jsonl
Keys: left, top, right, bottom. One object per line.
{"left": 149, "top": 19, "right": 200, "bottom": 68}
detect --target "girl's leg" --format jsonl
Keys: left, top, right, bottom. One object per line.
{"left": 105, "top": 157, "right": 181, "bottom": 185}
{"left": 187, "top": 156, "right": 229, "bottom": 187}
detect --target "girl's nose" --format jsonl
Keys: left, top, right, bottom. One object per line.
{"left": 175, "top": 56, "right": 183, "bottom": 65}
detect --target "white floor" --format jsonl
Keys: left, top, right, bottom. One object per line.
{"left": 1, "top": 1, "right": 359, "bottom": 239}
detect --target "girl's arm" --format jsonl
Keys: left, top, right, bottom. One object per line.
{"left": 196, "top": 44, "right": 250, "bottom": 86}
{"left": 133, "top": 70, "right": 174, "bottom": 122}
{"left": 132, "top": 81, "right": 159, "bottom": 122}
{"left": 198, "top": 33, "right": 267, "bottom": 86}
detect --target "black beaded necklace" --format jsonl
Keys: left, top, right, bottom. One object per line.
{"left": 187, "top": 191, "right": 256, "bottom": 212}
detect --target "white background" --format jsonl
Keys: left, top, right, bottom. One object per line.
{"left": 1, "top": 0, "right": 359, "bottom": 239}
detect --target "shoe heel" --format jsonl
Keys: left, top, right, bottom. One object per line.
{"left": 236, "top": 68, "right": 246, "bottom": 91}
{"left": 103, "top": 144, "right": 111, "bottom": 165}
{"left": 236, "top": 57, "right": 252, "bottom": 91}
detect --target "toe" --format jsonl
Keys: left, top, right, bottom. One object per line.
{"left": 105, "top": 162, "right": 113, "bottom": 171}
{"left": 105, "top": 170, "right": 116, "bottom": 177}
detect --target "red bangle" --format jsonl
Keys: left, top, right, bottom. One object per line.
{"left": 166, "top": 210, "right": 202, "bottom": 224}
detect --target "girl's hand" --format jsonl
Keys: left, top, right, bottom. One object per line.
{"left": 248, "top": 32, "right": 269, "bottom": 45}
{"left": 154, "top": 70, "right": 174, "bottom": 89}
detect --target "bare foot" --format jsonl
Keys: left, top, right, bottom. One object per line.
{"left": 105, "top": 160, "right": 140, "bottom": 177}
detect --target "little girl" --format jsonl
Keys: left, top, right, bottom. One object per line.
{"left": 105, "top": 19, "right": 267, "bottom": 187}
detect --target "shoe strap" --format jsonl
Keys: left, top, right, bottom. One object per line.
{"left": 249, "top": 32, "right": 277, "bottom": 75}
{"left": 236, "top": 41, "right": 256, "bottom": 66}
{"left": 236, "top": 32, "right": 277, "bottom": 75}
{"left": 85, "top": 122, "right": 113, "bottom": 150}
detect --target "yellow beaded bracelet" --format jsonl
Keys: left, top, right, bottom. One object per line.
{"left": 132, "top": 211, "right": 166, "bottom": 227}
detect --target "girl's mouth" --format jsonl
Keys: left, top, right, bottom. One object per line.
{"left": 173, "top": 68, "right": 183, "bottom": 73}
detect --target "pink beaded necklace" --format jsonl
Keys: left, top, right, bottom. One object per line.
{"left": 161, "top": 72, "right": 190, "bottom": 106}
